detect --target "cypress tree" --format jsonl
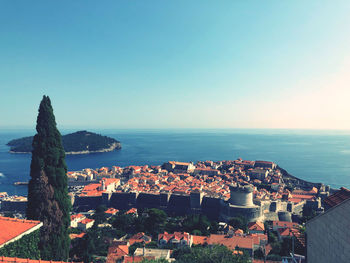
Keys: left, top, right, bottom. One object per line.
{"left": 26, "top": 96, "right": 71, "bottom": 261}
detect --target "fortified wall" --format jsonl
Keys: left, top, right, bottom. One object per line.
{"left": 74, "top": 183, "right": 271, "bottom": 221}
{"left": 74, "top": 190, "right": 222, "bottom": 220}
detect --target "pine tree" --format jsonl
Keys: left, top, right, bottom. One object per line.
{"left": 26, "top": 96, "right": 71, "bottom": 261}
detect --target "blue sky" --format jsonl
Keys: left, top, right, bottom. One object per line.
{"left": 1, "top": 1, "right": 350, "bottom": 129}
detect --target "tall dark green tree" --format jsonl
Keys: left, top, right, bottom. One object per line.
{"left": 26, "top": 96, "right": 71, "bottom": 261}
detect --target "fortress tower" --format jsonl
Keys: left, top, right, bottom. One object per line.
{"left": 229, "top": 184, "right": 254, "bottom": 207}
{"left": 221, "top": 183, "right": 261, "bottom": 222}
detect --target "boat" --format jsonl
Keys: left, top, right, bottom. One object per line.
{"left": 14, "top": 181, "right": 29, "bottom": 186}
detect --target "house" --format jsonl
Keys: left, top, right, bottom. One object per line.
{"left": 192, "top": 235, "right": 209, "bottom": 246}
{"left": 306, "top": 197, "right": 350, "bottom": 263}
{"left": 162, "top": 161, "right": 195, "bottom": 173}
{"left": 323, "top": 187, "right": 350, "bottom": 210}
{"left": 208, "top": 234, "right": 254, "bottom": 256}
{"left": 106, "top": 242, "right": 129, "bottom": 263}
{"left": 125, "top": 208, "right": 137, "bottom": 216}
{"left": 158, "top": 232, "right": 192, "bottom": 247}
{"left": 134, "top": 248, "right": 173, "bottom": 261}
{"left": 193, "top": 168, "right": 220, "bottom": 176}
{"left": 100, "top": 178, "right": 120, "bottom": 192}
{"left": 254, "top": 161, "right": 276, "bottom": 169}
{"left": 70, "top": 214, "right": 86, "bottom": 228}
{"left": 272, "top": 221, "right": 299, "bottom": 231}
{"left": 248, "top": 221, "right": 265, "bottom": 234}
{"left": 77, "top": 218, "right": 95, "bottom": 231}
{"left": 248, "top": 169, "right": 269, "bottom": 180}
{"left": 105, "top": 208, "right": 119, "bottom": 217}
{"left": 0, "top": 217, "right": 43, "bottom": 249}
{"left": 129, "top": 232, "right": 152, "bottom": 245}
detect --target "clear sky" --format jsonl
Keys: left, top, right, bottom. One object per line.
{"left": 1, "top": 0, "right": 350, "bottom": 130}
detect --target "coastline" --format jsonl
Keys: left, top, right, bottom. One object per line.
{"left": 278, "top": 166, "right": 337, "bottom": 193}
{"left": 9, "top": 142, "right": 121, "bottom": 155}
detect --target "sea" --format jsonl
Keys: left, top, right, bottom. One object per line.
{"left": 1, "top": 129, "right": 350, "bottom": 196}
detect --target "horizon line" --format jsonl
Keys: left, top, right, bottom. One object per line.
{"left": 2, "top": 126, "right": 350, "bottom": 132}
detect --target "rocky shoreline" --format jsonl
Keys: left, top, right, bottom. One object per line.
{"left": 278, "top": 165, "right": 336, "bottom": 193}
{"left": 10, "top": 142, "right": 121, "bottom": 155}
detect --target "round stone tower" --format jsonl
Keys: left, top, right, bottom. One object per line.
{"left": 229, "top": 184, "right": 254, "bottom": 207}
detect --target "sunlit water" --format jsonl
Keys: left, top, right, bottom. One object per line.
{"left": 1, "top": 129, "right": 350, "bottom": 196}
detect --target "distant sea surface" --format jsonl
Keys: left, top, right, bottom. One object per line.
{"left": 1, "top": 129, "right": 350, "bottom": 196}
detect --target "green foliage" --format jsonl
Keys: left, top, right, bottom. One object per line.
{"left": 8, "top": 131, "right": 120, "bottom": 153}
{"left": 142, "top": 208, "right": 167, "bottom": 236}
{"left": 110, "top": 213, "right": 136, "bottom": 235}
{"left": 63, "top": 130, "right": 120, "bottom": 152}
{"left": 0, "top": 230, "right": 40, "bottom": 259}
{"left": 174, "top": 245, "right": 249, "bottom": 263}
{"left": 164, "top": 216, "right": 182, "bottom": 233}
{"left": 69, "top": 227, "right": 83, "bottom": 234}
{"left": 93, "top": 205, "right": 108, "bottom": 225}
{"left": 182, "top": 214, "right": 212, "bottom": 235}
{"left": 268, "top": 231, "right": 278, "bottom": 243}
{"left": 70, "top": 226, "right": 121, "bottom": 263}
{"left": 26, "top": 96, "right": 71, "bottom": 261}
{"left": 7, "top": 136, "right": 34, "bottom": 152}
{"left": 228, "top": 216, "right": 248, "bottom": 233}
{"left": 110, "top": 208, "right": 167, "bottom": 237}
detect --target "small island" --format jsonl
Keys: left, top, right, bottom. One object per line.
{"left": 7, "top": 130, "right": 121, "bottom": 154}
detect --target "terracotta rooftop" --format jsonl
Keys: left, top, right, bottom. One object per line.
{"left": 324, "top": 187, "right": 350, "bottom": 208}
{"left": 248, "top": 221, "right": 265, "bottom": 232}
{"left": 208, "top": 234, "right": 254, "bottom": 250}
{"left": 272, "top": 221, "right": 299, "bottom": 229}
{"left": 0, "top": 217, "right": 43, "bottom": 248}
{"left": 192, "top": 235, "right": 209, "bottom": 245}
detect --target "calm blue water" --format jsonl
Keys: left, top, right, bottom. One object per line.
{"left": 1, "top": 129, "right": 350, "bottom": 196}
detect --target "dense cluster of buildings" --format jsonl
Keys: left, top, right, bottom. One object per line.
{"left": 68, "top": 159, "right": 325, "bottom": 223}
{"left": 1, "top": 158, "right": 350, "bottom": 262}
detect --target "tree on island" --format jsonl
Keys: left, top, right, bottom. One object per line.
{"left": 26, "top": 95, "right": 71, "bottom": 261}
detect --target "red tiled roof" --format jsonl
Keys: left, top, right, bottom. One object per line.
{"left": 69, "top": 232, "right": 86, "bottom": 239}
{"left": 106, "top": 244, "right": 129, "bottom": 263}
{"left": 248, "top": 221, "right": 265, "bottom": 232}
{"left": 272, "top": 221, "right": 299, "bottom": 229}
{"left": 79, "top": 218, "right": 94, "bottom": 225}
{"left": 70, "top": 214, "right": 85, "bottom": 221}
{"left": 208, "top": 234, "right": 253, "bottom": 250}
{"left": 192, "top": 235, "right": 209, "bottom": 245}
{"left": 105, "top": 208, "right": 119, "bottom": 215}
{"left": 0, "top": 217, "right": 42, "bottom": 247}
{"left": 158, "top": 232, "right": 190, "bottom": 242}
{"left": 324, "top": 187, "right": 350, "bottom": 208}
{"left": 125, "top": 208, "right": 137, "bottom": 215}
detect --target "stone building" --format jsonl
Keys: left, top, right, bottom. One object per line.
{"left": 306, "top": 197, "right": 350, "bottom": 263}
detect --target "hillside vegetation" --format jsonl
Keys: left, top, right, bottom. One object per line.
{"left": 7, "top": 130, "right": 121, "bottom": 154}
